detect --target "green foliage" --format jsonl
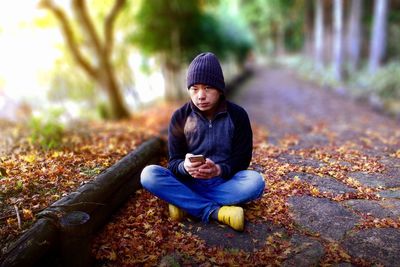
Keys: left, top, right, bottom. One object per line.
{"left": 387, "top": 23, "right": 400, "bottom": 61}
{"left": 212, "top": 6, "right": 254, "bottom": 63}
{"left": 239, "top": 0, "right": 304, "bottom": 53}
{"left": 79, "top": 166, "right": 103, "bottom": 177}
{"left": 344, "top": 63, "right": 400, "bottom": 117}
{"left": 131, "top": 0, "right": 253, "bottom": 65}
{"left": 28, "top": 108, "right": 65, "bottom": 150}
{"left": 96, "top": 101, "right": 111, "bottom": 120}
{"left": 0, "top": 167, "right": 6, "bottom": 178}
{"left": 132, "top": 0, "right": 203, "bottom": 58}
{"left": 386, "top": 4, "right": 400, "bottom": 60}
{"left": 284, "top": 15, "right": 305, "bottom": 52}
{"left": 15, "top": 180, "right": 24, "bottom": 192}
{"left": 353, "top": 63, "right": 400, "bottom": 99}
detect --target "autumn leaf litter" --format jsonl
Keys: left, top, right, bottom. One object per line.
{"left": 1, "top": 103, "right": 399, "bottom": 265}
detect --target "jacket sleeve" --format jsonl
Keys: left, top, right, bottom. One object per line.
{"left": 219, "top": 105, "right": 253, "bottom": 179}
{"left": 167, "top": 108, "right": 190, "bottom": 178}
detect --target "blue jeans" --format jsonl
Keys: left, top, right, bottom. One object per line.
{"left": 140, "top": 165, "right": 265, "bottom": 222}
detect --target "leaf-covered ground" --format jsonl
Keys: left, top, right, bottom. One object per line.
{"left": 91, "top": 123, "right": 400, "bottom": 266}
{"left": 0, "top": 103, "right": 177, "bottom": 257}
{"left": 92, "top": 68, "right": 400, "bottom": 266}
{"left": 2, "top": 67, "right": 400, "bottom": 266}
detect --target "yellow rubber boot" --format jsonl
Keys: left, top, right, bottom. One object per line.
{"left": 217, "top": 206, "right": 244, "bottom": 231}
{"left": 168, "top": 204, "right": 186, "bottom": 221}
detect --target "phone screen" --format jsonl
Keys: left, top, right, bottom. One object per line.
{"left": 189, "top": 155, "right": 206, "bottom": 163}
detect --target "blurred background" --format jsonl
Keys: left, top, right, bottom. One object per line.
{"left": 0, "top": 0, "right": 399, "bottom": 123}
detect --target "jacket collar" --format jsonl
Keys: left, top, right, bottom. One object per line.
{"left": 190, "top": 96, "right": 227, "bottom": 119}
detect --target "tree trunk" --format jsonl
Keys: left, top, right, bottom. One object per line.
{"left": 346, "top": 0, "right": 362, "bottom": 73}
{"left": 99, "top": 60, "right": 131, "bottom": 119}
{"left": 162, "top": 27, "right": 186, "bottom": 101}
{"left": 333, "top": 0, "right": 344, "bottom": 80}
{"left": 276, "top": 24, "right": 286, "bottom": 56}
{"left": 162, "top": 65, "right": 185, "bottom": 101}
{"left": 161, "top": 57, "right": 185, "bottom": 101}
{"left": 40, "top": 0, "right": 131, "bottom": 120}
{"left": 314, "top": 0, "right": 324, "bottom": 70}
{"left": 369, "top": 0, "right": 389, "bottom": 74}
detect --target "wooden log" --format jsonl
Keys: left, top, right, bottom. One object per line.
{"left": 42, "top": 137, "right": 165, "bottom": 216}
{"left": 59, "top": 211, "right": 92, "bottom": 267}
{"left": 0, "top": 218, "right": 58, "bottom": 267}
{"left": 85, "top": 169, "right": 142, "bottom": 231}
{"left": 0, "top": 137, "right": 166, "bottom": 267}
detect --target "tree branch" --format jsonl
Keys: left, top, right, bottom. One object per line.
{"left": 72, "top": 0, "right": 104, "bottom": 57}
{"left": 39, "top": 0, "right": 97, "bottom": 80}
{"left": 104, "top": 0, "right": 126, "bottom": 60}
{"left": 14, "top": 205, "right": 21, "bottom": 230}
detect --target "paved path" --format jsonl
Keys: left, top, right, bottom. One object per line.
{"left": 183, "top": 66, "right": 400, "bottom": 266}
{"left": 235, "top": 67, "right": 398, "bottom": 145}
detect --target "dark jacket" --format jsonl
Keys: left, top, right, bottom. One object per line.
{"left": 167, "top": 99, "right": 253, "bottom": 179}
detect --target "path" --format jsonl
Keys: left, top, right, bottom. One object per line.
{"left": 235, "top": 67, "right": 398, "bottom": 145}
{"left": 187, "top": 66, "right": 400, "bottom": 266}
{"left": 241, "top": 67, "right": 400, "bottom": 266}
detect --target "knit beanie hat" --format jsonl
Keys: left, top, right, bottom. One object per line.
{"left": 186, "top": 52, "right": 225, "bottom": 92}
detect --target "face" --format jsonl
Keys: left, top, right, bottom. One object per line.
{"left": 188, "top": 84, "right": 222, "bottom": 117}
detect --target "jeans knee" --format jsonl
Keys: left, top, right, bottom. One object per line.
{"left": 140, "top": 165, "right": 160, "bottom": 190}
{"left": 244, "top": 170, "right": 265, "bottom": 194}
{"left": 253, "top": 171, "right": 265, "bottom": 190}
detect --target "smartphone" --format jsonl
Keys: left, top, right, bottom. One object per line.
{"left": 188, "top": 155, "right": 206, "bottom": 164}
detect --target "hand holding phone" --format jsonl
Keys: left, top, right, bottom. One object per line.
{"left": 184, "top": 154, "right": 206, "bottom": 178}
{"left": 195, "top": 158, "right": 221, "bottom": 179}
{"left": 188, "top": 155, "right": 206, "bottom": 164}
